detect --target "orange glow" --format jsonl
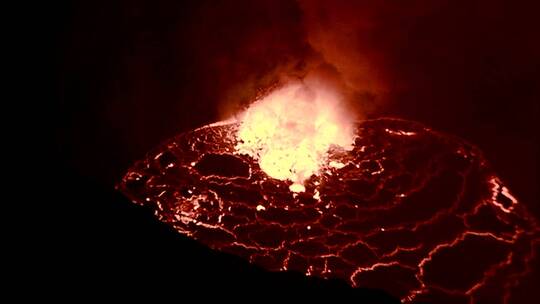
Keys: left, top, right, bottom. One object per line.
{"left": 235, "top": 80, "right": 355, "bottom": 192}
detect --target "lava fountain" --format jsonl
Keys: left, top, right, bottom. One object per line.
{"left": 235, "top": 81, "right": 355, "bottom": 193}
{"left": 117, "top": 81, "right": 540, "bottom": 303}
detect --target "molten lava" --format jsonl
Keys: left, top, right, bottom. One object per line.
{"left": 235, "top": 82, "right": 355, "bottom": 192}
{"left": 117, "top": 88, "right": 540, "bottom": 303}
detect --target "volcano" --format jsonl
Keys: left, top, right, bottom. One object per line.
{"left": 118, "top": 118, "right": 539, "bottom": 303}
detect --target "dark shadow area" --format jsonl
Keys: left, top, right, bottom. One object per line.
{"left": 46, "top": 167, "right": 398, "bottom": 302}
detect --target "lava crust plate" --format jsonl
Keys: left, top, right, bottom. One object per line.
{"left": 118, "top": 118, "right": 539, "bottom": 303}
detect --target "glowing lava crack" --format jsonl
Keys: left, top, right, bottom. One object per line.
{"left": 118, "top": 118, "right": 539, "bottom": 303}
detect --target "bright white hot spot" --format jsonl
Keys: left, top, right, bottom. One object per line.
{"left": 235, "top": 81, "right": 355, "bottom": 192}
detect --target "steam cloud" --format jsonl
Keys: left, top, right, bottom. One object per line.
{"left": 215, "top": 0, "right": 449, "bottom": 120}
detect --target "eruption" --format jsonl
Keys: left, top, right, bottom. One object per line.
{"left": 113, "top": 4, "right": 540, "bottom": 301}
{"left": 235, "top": 80, "right": 355, "bottom": 192}
{"left": 118, "top": 91, "right": 540, "bottom": 302}
{"left": 59, "top": 0, "right": 539, "bottom": 301}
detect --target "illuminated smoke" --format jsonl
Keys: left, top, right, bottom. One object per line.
{"left": 298, "top": 0, "right": 390, "bottom": 101}
{"left": 235, "top": 79, "right": 355, "bottom": 192}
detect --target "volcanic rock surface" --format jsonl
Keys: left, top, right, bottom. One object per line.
{"left": 118, "top": 118, "right": 539, "bottom": 303}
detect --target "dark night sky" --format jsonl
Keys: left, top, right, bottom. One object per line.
{"left": 49, "top": 0, "right": 539, "bottom": 300}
